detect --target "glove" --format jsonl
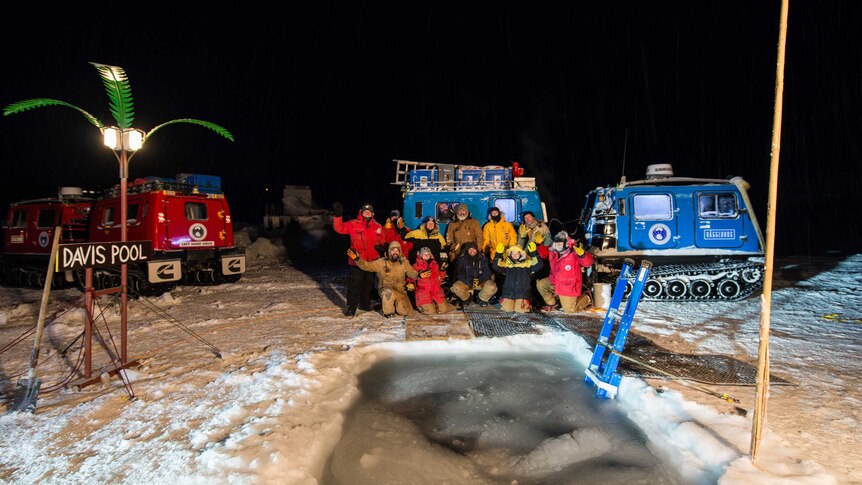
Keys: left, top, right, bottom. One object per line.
{"left": 575, "top": 244, "right": 585, "bottom": 257}
{"left": 406, "top": 283, "right": 415, "bottom": 291}
{"left": 346, "top": 248, "right": 359, "bottom": 261}
{"left": 519, "top": 224, "right": 529, "bottom": 237}
{"left": 332, "top": 202, "right": 343, "bottom": 217}
{"left": 534, "top": 233, "right": 544, "bottom": 244}
{"left": 472, "top": 278, "right": 481, "bottom": 290}
{"left": 527, "top": 241, "right": 537, "bottom": 253}
{"left": 441, "top": 262, "right": 449, "bottom": 271}
{"left": 419, "top": 270, "right": 432, "bottom": 279}
{"left": 495, "top": 243, "right": 505, "bottom": 255}
{"left": 396, "top": 217, "right": 405, "bottom": 229}
{"left": 451, "top": 242, "right": 460, "bottom": 253}
{"left": 374, "top": 244, "right": 385, "bottom": 256}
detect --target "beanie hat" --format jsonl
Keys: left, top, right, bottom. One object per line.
{"left": 418, "top": 246, "right": 432, "bottom": 256}
{"left": 389, "top": 209, "right": 400, "bottom": 218}
{"left": 422, "top": 216, "right": 436, "bottom": 225}
{"left": 554, "top": 230, "right": 569, "bottom": 243}
{"left": 360, "top": 203, "right": 374, "bottom": 214}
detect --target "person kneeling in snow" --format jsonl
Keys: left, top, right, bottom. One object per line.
{"left": 491, "top": 242, "right": 543, "bottom": 313}
{"left": 450, "top": 242, "right": 497, "bottom": 307}
{"left": 409, "top": 247, "right": 455, "bottom": 314}
{"left": 536, "top": 231, "right": 594, "bottom": 313}
{"left": 349, "top": 241, "right": 425, "bottom": 318}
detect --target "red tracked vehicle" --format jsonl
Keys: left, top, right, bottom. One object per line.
{"left": 0, "top": 174, "right": 246, "bottom": 296}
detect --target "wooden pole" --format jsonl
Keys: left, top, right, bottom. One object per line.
{"left": 751, "top": 0, "right": 790, "bottom": 461}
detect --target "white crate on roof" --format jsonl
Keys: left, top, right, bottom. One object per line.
{"left": 514, "top": 177, "right": 536, "bottom": 189}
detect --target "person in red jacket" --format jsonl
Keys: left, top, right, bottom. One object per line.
{"left": 382, "top": 209, "right": 412, "bottom": 256}
{"left": 537, "top": 231, "right": 595, "bottom": 313}
{"left": 333, "top": 202, "right": 385, "bottom": 317}
{"left": 408, "top": 247, "right": 455, "bottom": 314}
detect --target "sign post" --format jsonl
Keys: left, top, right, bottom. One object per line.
{"left": 58, "top": 241, "right": 152, "bottom": 379}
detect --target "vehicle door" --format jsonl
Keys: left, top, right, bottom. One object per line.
{"left": 4, "top": 208, "right": 30, "bottom": 254}
{"left": 629, "top": 193, "right": 678, "bottom": 249}
{"left": 164, "top": 197, "right": 229, "bottom": 249}
{"left": 694, "top": 192, "right": 744, "bottom": 248}
{"left": 27, "top": 207, "right": 59, "bottom": 254}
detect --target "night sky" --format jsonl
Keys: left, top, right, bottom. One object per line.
{"left": 1, "top": 2, "right": 860, "bottom": 256}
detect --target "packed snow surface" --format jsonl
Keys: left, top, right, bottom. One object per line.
{"left": 1, "top": 251, "right": 860, "bottom": 484}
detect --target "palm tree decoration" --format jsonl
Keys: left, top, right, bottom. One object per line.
{"left": 3, "top": 62, "right": 235, "bottom": 367}
{"left": 3, "top": 62, "right": 234, "bottom": 166}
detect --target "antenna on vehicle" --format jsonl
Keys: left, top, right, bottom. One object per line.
{"left": 620, "top": 129, "right": 628, "bottom": 185}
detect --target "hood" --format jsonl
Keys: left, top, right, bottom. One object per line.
{"left": 505, "top": 245, "right": 526, "bottom": 260}
{"left": 500, "top": 245, "right": 535, "bottom": 268}
{"left": 419, "top": 219, "right": 440, "bottom": 236}
{"left": 461, "top": 241, "right": 480, "bottom": 257}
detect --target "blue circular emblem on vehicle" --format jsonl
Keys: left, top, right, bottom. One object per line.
{"left": 648, "top": 224, "right": 671, "bottom": 245}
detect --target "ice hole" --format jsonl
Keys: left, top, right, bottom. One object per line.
{"left": 324, "top": 351, "right": 682, "bottom": 484}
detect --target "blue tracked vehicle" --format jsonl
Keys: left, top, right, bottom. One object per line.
{"left": 392, "top": 160, "right": 546, "bottom": 237}
{"left": 580, "top": 164, "right": 765, "bottom": 301}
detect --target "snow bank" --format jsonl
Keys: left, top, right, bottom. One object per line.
{"left": 234, "top": 227, "right": 287, "bottom": 262}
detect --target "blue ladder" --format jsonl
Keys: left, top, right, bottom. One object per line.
{"left": 585, "top": 258, "right": 653, "bottom": 399}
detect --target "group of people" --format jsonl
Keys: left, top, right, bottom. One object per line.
{"left": 332, "top": 201, "right": 594, "bottom": 318}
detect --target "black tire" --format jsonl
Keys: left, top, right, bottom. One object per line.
{"left": 643, "top": 279, "right": 663, "bottom": 298}
{"left": 717, "top": 279, "right": 741, "bottom": 299}
{"left": 666, "top": 280, "right": 687, "bottom": 298}
{"left": 689, "top": 280, "right": 711, "bottom": 298}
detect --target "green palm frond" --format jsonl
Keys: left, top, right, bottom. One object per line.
{"left": 90, "top": 62, "right": 134, "bottom": 129}
{"left": 3, "top": 98, "right": 104, "bottom": 128}
{"left": 146, "top": 118, "right": 235, "bottom": 143}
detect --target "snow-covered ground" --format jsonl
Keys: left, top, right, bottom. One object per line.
{"left": 1, "top": 249, "right": 860, "bottom": 484}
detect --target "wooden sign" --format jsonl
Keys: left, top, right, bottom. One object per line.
{"left": 56, "top": 241, "right": 153, "bottom": 271}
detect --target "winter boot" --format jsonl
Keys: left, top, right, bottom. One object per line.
{"left": 345, "top": 305, "right": 357, "bottom": 317}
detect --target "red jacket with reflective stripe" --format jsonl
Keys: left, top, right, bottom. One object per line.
{"left": 334, "top": 213, "right": 384, "bottom": 266}
{"left": 548, "top": 250, "right": 594, "bottom": 297}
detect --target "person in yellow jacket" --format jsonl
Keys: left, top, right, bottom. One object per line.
{"left": 482, "top": 206, "right": 518, "bottom": 259}
{"left": 405, "top": 216, "right": 448, "bottom": 265}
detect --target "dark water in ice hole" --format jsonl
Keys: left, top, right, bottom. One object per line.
{"left": 323, "top": 352, "right": 683, "bottom": 485}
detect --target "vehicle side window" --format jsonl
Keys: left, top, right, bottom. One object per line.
{"left": 699, "top": 193, "right": 738, "bottom": 219}
{"left": 633, "top": 194, "right": 672, "bottom": 221}
{"left": 37, "top": 209, "right": 56, "bottom": 228}
{"left": 102, "top": 207, "right": 116, "bottom": 226}
{"left": 415, "top": 202, "right": 423, "bottom": 219}
{"left": 127, "top": 203, "right": 139, "bottom": 223}
{"left": 12, "top": 210, "right": 27, "bottom": 228}
{"left": 494, "top": 198, "right": 516, "bottom": 222}
{"left": 186, "top": 202, "right": 208, "bottom": 221}
{"left": 435, "top": 202, "right": 461, "bottom": 223}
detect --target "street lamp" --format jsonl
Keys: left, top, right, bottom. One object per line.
{"left": 103, "top": 126, "right": 146, "bottom": 363}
